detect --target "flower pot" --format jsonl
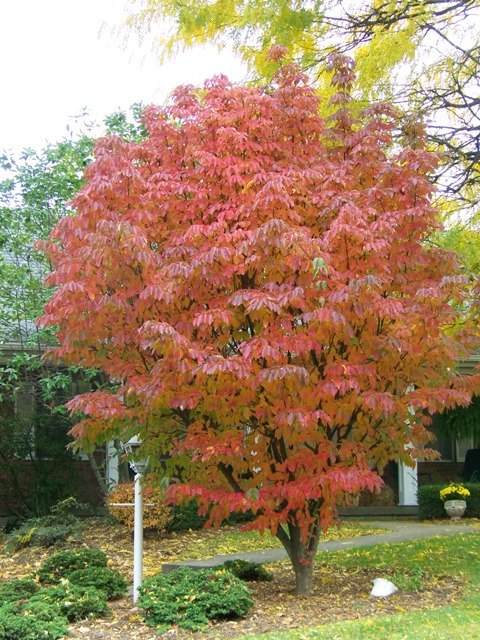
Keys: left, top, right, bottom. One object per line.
{"left": 444, "top": 499, "right": 467, "bottom": 520}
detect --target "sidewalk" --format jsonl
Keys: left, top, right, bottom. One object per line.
{"left": 162, "top": 520, "right": 479, "bottom": 574}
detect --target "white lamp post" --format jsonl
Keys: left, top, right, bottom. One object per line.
{"left": 123, "top": 436, "right": 149, "bottom": 603}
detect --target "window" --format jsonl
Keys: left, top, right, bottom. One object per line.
{"left": 428, "top": 414, "right": 454, "bottom": 461}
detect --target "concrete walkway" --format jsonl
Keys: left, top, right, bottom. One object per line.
{"left": 162, "top": 520, "right": 479, "bottom": 574}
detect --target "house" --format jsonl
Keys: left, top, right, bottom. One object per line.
{"left": 0, "top": 343, "right": 109, "bottom": 516}
{"left": 380, "top": 354, "right": 480, "bottom": 508}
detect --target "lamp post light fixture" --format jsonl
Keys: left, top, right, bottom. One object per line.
{"left": 123, "top": 435, "right": 148, "bottom": 475}
{"left": 123, "top": 436, "right": 149, "bottom": 603}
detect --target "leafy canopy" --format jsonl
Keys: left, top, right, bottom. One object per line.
{"left": 39, "top": 57, "right": 480, "bottom": 593}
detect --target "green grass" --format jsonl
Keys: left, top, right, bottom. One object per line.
{"left": 246, "top": 602, "right": 480, "bottom": 640}
{"left": 237, "top": 532, "right": 480, "bottom": 639}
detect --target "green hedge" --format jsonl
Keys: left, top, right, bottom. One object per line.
{"left": 418, "top": 483, "right": 480, "bottom": 519}
{"left": 166, "top": 501, "right": 209, "bottom": 532}
{"left": 166, "top": 500, "right": 254, "bottom": 533}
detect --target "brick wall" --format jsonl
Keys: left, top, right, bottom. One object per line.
{"left": 0, "top": 459, "right": 105, "bottom": 516}
{"left": 417, "top": 461, "right": 464, "bottom": 485}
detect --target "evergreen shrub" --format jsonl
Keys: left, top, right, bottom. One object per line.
{"left": 0, "top": 546, "right": 123, "bottom": 637}
{"left": 67, "top": 566, "right": 128, "bottom": 599}
{"left": 0, "top": 578, "right": 40, "bottom": 604}
{"left": 0, "top": 601, "right": 68, "bottom": 640}
{"left": 28, "top": 583, "right": 109, "bottom": 622}
{"left": 38, "top": 548, "right": 108, "bottom": 584}
{"left": 4, "top": 498, "right": 86, "bottom": 551}
{"left": 166, "top": 500, "right": 254, "bottom": 533}
{"left": 6, "top": 524, "right": 76, "bottom": 551}
{"left": 222, "top": 559, "right": 274, "bottom": 582}
{"left": 166, "top": 500, "right": 209, "bottom": 532}
{"left": 226, "top": 510, "right": 255, "bottom": 526}
{"left": 0, "top": 413, "right": 81, "bottom": 520}
{"left": 137, "top": 566, "right": 253, "bottom": 631}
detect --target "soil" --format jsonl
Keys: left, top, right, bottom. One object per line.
{"left": 0, "top": 521, "right": 465, "bottom": 639}
{"left": 66, "top": 565, "right": 463, "bottom": 640}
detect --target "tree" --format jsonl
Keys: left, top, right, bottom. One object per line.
{"left": 0, "top": 105, "right": 146, "bottom": 350}
{"left": 125, "top": 0, "right": 327, "bottom": 73}
{"left": 124, "top": 0, "right": 480, "bottom": 212}
{"left": 0, "top": 135, "right": 93, "bottom": 349}
{"left": 436, "top": 394, "right": 480, "bottom": 442}
{"left": 335, "top": 0, "right": 480, "bottom": 213}
{"left": 0, "top": 107, "right": 146, "bottom": 513}
{"left": 39, "top": 57, "right": 480, "bottom": 594}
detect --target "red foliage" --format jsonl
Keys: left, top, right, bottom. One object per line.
{"left": 39, "top": 59, "right": 480, "bottom": 588}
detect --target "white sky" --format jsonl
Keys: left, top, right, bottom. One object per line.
{"left": 0, "top": 0, "right": 246, "bottom": 154}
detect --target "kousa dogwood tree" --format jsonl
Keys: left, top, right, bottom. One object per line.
{"left": 39, "top": 55, "right": 480, "bottom": 595}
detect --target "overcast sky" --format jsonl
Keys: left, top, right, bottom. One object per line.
{"left": 0, "top": 0, "right": 246, "bottom": 154}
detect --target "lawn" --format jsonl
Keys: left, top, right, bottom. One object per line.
{"left": 239, "top": 530, "right": 480, "bottom": 640}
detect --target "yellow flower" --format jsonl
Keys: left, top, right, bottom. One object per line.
{"left": 439, "top": 483, "right": 470, "bottom": 501}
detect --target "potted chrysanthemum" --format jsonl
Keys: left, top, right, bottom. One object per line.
{"left": 439, "top": 483, "right": 470, "bottom": 520}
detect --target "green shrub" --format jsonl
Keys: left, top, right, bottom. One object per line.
{"left": 0, "top": 601, "right": 68, "bottom": 640}
{"left": 222, "top": 559, "right": 274, "bottom": 582}
{"left": 417, "top": 484, "right": 445, "bottom": 519}
{"left": 22, "top": 600, "right": 69, "bottom": 636}
{"left": 137, "top": 566, "right": 253, "bottom": 631}
{"left": 166, "top": 501, "right": 254, "bottom": 533}
{"left": 0, "top": 411, "right": 82, "bottom": 520}
{"left": 0, "top": 578, "right": 40, "bottom": 604}
{"left": 1, "top": 516, "right": 22, "bottom": 535}
{"left": 4, "top": 498, "right": 86, "bottom": 551}
{"left": 5, "top": 524, "right": 78, "bottom": 551}
{"left": 28, "top": 583, "right": 109, "bottom": 622}
{"left": 67, "top": 566, "right": 128, "bottom": 599}
{"left": 464, "top": 482, "right": 480, "bottom": 516}
{"left": 166, "top": 500, "right": 209, "bottom": 533}
{"left": 391, "top": 567, "right": 424, "bottom": 592}
{"left": 107, "top": 482, "right": 173, "bottom": 532}
{"left": 0, "top": 548, "right": 120, "bottom": 636}
{"left": 38, "top": 548, "right": 108, "bottom": 584}
{"left": 418, "top": 483, "right": 480, "bottom": 519}
{"left": 225, "top": 510, "right": 255, "bottom": 526}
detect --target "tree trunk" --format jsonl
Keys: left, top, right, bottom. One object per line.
{"left": 291, "top": 557, "right": 314, "bottom": 595}
{"left": 276, "top": 519, "right": 321, "bottom": 595}
{"left": 87, "top": 452, "right": 108, "bottom": 495}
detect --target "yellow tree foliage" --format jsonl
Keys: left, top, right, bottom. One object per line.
{"left": 123, "top": 0, "right": 479, "bottom": 211}
{"left": 125, "top": 0, "right": 327, "bottom": 78}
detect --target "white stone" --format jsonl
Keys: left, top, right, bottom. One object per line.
{"left": 370, "top": 578, "right": 398, "bottom": 597}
